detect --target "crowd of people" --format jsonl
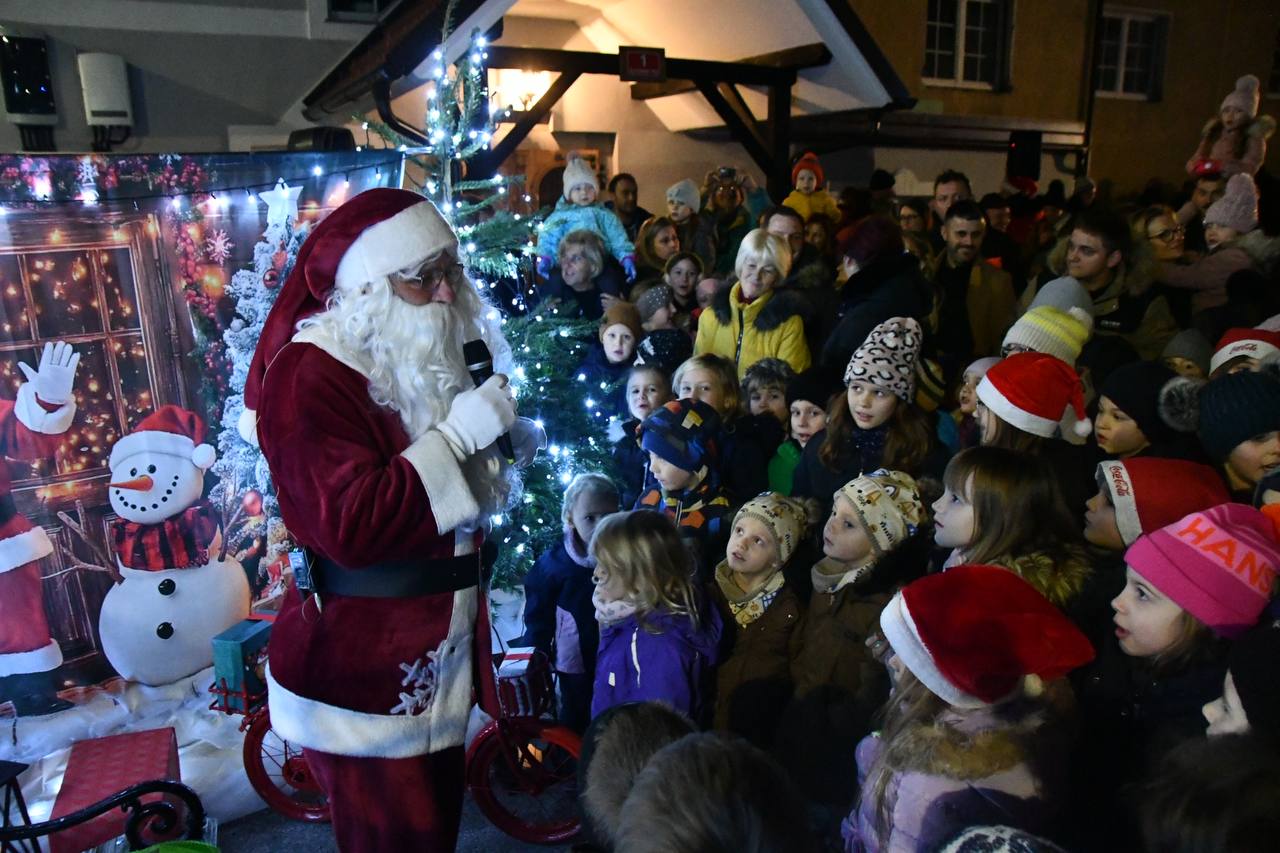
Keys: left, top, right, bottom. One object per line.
{"left": 514, "top": 73, "right": 1280, "bottom": 853}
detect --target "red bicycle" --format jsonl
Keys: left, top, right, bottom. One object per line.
{"left": 213, "top": 636, "right": 582, "bottom": 844}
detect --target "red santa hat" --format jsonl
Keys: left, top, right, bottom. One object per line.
{"left": 110, "top": 405, "right": 216, "bottom": 472}
{"left": 1210, "top": 327, "right": 1280, "bottom": 374}
{"left": 1095, "top": 457, "right": 1231, "bottom": 546}
{"left": 240, "top": 188, "right": 457, "bottom": 443}
{"left": 976, "top": 351, "right": 1091, "bottom": 439}
{"left": 879, "top": 564, "right": 1095, "bottom": 708}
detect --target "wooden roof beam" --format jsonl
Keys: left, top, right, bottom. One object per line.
{"left": 631, "top": 43, "right": 831, "bottom": 101}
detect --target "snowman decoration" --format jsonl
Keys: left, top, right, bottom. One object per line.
{"left": 98, "top": 405, "right": 250, "bottom": 686}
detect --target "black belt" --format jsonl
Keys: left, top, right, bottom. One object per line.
{"left": 0, "top": 493, "right": 14, "bottom": 526}
{"left": 311, "top": 551, "right": 480, "bottom": 599}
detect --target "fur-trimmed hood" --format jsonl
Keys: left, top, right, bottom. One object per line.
{"left": 884, "top": 703, "right": 1053, "bottom": 780}
{"left": 990, "top": 549, "right": 1093, "bottom": 609}
{"left": 1201, "top": 114, "right": 1276, "bottom": 140}
{"left": 710, "top": 282, "right": 811, "bottom": 332}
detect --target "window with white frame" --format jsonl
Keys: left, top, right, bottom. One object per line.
{"left": 1096, "top": 9, "right": 1168, "bottom": 99}
{"left": 924, "top": 0, "right": 1011, "bottom": 88}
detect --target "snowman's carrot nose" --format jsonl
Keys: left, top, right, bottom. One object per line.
{"left": 109, "top": 475, "right": 154, "bottom": 491}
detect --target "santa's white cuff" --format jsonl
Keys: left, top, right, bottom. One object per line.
{"left": 14, "top": 383, "right": 75, "bottom": 435}
{"left": 401, "top": 430, "right": 481, "bottom": 534}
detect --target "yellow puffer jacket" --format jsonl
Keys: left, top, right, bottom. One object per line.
{"left": 783, "top": 189, "right": 841, "bottom": 223}
{"left": 694, "top": 281, "right": 812, "bottom": 378}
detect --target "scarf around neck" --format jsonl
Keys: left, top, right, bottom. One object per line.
{"left": 110, "top": 499, "right": 220, "bottom": 572}
{"left": 564, "top": 527, "right": 593, "bottom": 568}
{"left": 811, "top": 555, "right": 875, "bottom": 594}
{"left": 593, "top": 586, "right": 639, "bottom": 626}
{"left": 715, "top": 560, "right": 785, "bottom": 627}
{"left": 850, "top": 423, "right": 889, "bottom": 473}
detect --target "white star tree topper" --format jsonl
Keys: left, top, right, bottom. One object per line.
{"left": 258, "top": 179, "right": 302, "bottom": 227}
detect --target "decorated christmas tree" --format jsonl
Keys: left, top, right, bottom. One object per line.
{"left": 367, "top": 1, "right": 619, "bottom": 587}
{"left": 208, "top": 180, "right": 308, "bottom": 596}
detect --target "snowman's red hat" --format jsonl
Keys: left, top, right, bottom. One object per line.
{"left": 111, "top": 405, "right": 216, "bottom": 472}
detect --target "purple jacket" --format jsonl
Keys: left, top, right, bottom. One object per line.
{"left": 590, "top": 593, "right": 724, "bottom": 724}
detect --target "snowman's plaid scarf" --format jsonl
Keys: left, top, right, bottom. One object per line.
{"left": 110, "top": 500, "right": 221, "bottom": 571}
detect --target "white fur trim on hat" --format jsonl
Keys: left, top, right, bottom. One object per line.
{"left": 975, "top": 375, "right": 1059, "bottom": 438}
{"left": 1210, "top": 337, "right": 1280, "bottom": 374}
{"left": 1097, "top": 460, "right": 1143, "bottom": 545}
{"left": 0, "top": 526, "right": 53, "bottom": 575}
{"left": 880, "top": 591, "right": 986, "bottom": 709}
{"left": 0, "top": 640, "right": 63, "bottom": 677}
{"left": 334, "top": 199, "right": 459, "bottom": 292}
{"left": 110, "top": 431, "right": 206, "bottom": 472}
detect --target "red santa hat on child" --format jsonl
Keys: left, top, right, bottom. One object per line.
{"left": 879, "top": 564, "right": 1095, "bottom": 708}
{"left": 1210, "top": 327, "right": 1280, "bottom": 374}
{"left": 240, "top": 188, "right": 457, "bottom": 444}
{"left": 1095, "top": 458, "right": 1231, "bottom": 546}
{"left": 976, "top": 351, "right": 1091, "bottom": 439}
{"left": 110, "top": 405, "right": 216, "bottom": 472}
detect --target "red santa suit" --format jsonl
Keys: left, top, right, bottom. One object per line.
{"left": 0, "top": 382, "right": 76, "bottom": 678}
{"left": 244, "top": 189, "right": 504, "bottom": 852}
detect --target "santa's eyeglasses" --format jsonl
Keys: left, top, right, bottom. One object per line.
{"left": 394, "top": 261, "right": 465, "bottom": 288}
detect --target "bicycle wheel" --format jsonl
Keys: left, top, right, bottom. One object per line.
{"left": 242, "top": 708, "right": 331, "bottom": 822}
{"left": 466, "top": 717, "right": 582, "bottom": 845}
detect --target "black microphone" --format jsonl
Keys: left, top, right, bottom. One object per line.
{"left": 463, "top": 339, "right": 515, "bottom": 463}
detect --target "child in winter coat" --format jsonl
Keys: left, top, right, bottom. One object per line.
{"left": 673, "top": 353, "right": 784, "bottom": 501}
{"left": 579, "top": 302, "right": 642, "bottom": 416}
{"left": 1071, "top": 503, "right": 1280, "bottom": 849}
{"left": 1186, "top": 74, "right": 1275, "bottom": 178}
{"left": 1164, "top": 369, "right": 1280, "bottom": 500}
{"left": 663, "top": 251, "right": 703, "bottom": 329}
{"left": 518, "top": 473, "right": 620, "bottom": 731}
{"left": 846, "top": 565, "right": 1095, "bottom": 852}
{"left": 933, "top": 446, "right": 1092, "bottom": 610}
{"left": 954, "top": 356, "right": 1000, "bottom": 449}
{"left": 665, "top": 179, "right": 717, "bottom": 272}
{"left": 613, "top": 365, "right": 672, "bottom": 509}
{"left": 768, "top": 369, "right": 837, "bottom": 495}
{"left": 974, "top": 351, "right": 1100, "bottom": 521}
{"left": 710, "top": 493, "right": 813, "bottom": 747}
{"left": 780, "top": 469, "right": 928, "bottom": 818}
{"left": 536, "top": 153, "right": 637, "bottom": 281}
{"left": 589, "top": 510, "right": 724, "bottom": 723}
{"left": 633, "top": 399, "right": 733, "bottom": 578}
{"left": 783, "top": 152, "right": 840, "bottom": 223}
{"left": 1209, "top": 327, "right": 1280, "bottom": 378}
{"left": 793, "top": 317, "right": 942, "bottom": 520}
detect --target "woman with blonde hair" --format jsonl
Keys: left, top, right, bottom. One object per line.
{"left": 694, "top": 228, "right": 811, "bottom": 377}
{"left": 589, "top": 510, "right": 724, "bottom": 724}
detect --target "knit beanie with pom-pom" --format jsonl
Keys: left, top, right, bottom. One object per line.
{"left": 1221, "top": 74, "right": 1261, "bottom": 119}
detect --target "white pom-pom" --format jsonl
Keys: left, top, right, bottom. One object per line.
{"left": 1023, "top": 673, "right": 1044, "bottom": 698}
{"left": 191, "top": 443, "right": 216, "bottom": 470}
{"left": 237, "top": 407, "right": 259, "bottom": 447}
{"left": 1073, "top": 416, "right": 1093, "bottom": 438}
{"left": 1067, "top": 306, "right": 1095, "bottom": 331}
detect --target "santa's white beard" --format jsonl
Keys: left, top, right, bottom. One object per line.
{"left": 299, "top": 276, "right": 518, "bottom": 517}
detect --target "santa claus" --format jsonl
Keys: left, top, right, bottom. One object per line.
{"left": 0, "top": 341, "right": 79, "bottom": 716}
{"left": 243, "top": 188, "right": 542, "bottom": 851}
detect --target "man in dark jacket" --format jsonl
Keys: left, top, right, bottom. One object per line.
{"left": 822, "top": 216, "right": 932, "bottom": 372}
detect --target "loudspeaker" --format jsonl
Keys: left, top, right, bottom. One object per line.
{"left": 1006, "top": 130, "right": 1042, "bottom": 180}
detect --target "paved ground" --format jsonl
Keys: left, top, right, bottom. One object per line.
{"left": 219, "top": 794, "right": 569, "bottom": 852}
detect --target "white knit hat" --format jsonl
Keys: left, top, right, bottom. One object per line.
{"left": 562, "top": 153, "right": 598, "bottom": 197}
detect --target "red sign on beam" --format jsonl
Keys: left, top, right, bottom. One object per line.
{"left": 619, "top": 46, "right": 666, "bottom": 82}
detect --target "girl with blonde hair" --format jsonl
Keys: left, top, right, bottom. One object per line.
{"left": 589, "top": 510, "right": 724, "bottom": 723}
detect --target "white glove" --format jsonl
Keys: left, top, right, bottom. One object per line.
{"left": 19, "top": 341, "right": 80, "bottom": 405}
{"left": 438, "top": 374, "right": 517, "bottom": 460}
{"left": 510, "top": 417, "right": 547, "bottom": 469}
